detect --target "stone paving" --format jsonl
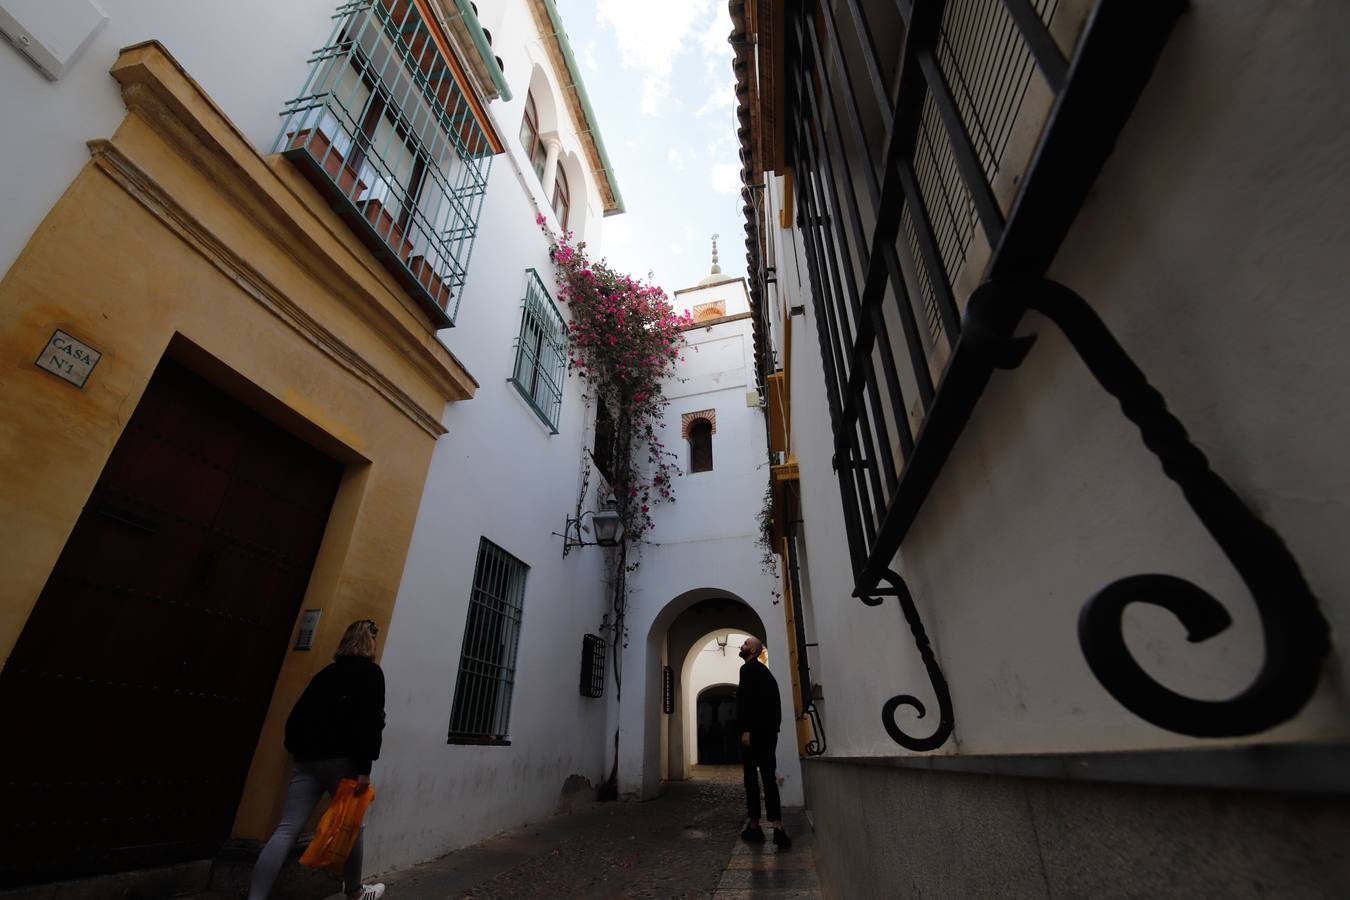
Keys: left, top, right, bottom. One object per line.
{"left": 183, "top": 766, "right": 819, "bottom": 899}
{"left": 369, "top": 765, "right": 821, "bottom": 899}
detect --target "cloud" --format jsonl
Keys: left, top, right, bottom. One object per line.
{"left": 695, "top": 81, "right": 736, "bottom": 120}
{"left": 580, "top": 40, "right": 598, "bottom": 72}
{"left": 595, "top": 0, "right": 711, "bottom": 114}
{"left": 697, "top": 2, "right": 733, "bottom": 57}
{"left": 711, "top": 163, "right": 742, "bottom": 195}
{"left": 667, "top": 147, "right": 687, "bottom": 168}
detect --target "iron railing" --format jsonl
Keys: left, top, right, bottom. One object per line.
{"left": 448, "top": 538, "right": 528, "bottom": 743}
{"left": 276, "top": 0, "right": 494, "bottom": 327}
{"left": 781, "top": 0, "right": 1329, "bottom": 749}
{"left": 510, "top": 269, "right": 567, "bottom": 433}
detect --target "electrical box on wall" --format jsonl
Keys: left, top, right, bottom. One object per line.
{"left": 0, "top": 0, "right": 107, "bottom": 81}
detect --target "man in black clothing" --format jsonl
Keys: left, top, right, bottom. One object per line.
{"left": 737, "top": 635, "right": 790, "bottom": 848}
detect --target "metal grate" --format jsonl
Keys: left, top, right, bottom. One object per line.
{"left": 779, "top": 0, "right": 1172, "bottom": 595}
{"left": 510, "top": 269, "right": 567, "bottom": 432}
{"left": 661, "top": 665, "right": 674, "bottom": 715}
{"left": 275, "top": 0, "right": 495, "bottom": 326}
{"left": 448, "top": 539, "right": 528, "bottom": 743}
{"left": 579, "top": 633, "right": 606, "bottom": 698}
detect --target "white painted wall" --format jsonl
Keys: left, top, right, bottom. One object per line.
{"left": 369, "top": 0, "right": 623, "bottom": 874}
{"left": 766, "top": 0, "right": 1350, "bottom": 762}
{"left": 481, "top": 0, "right": 606, "bottom": 244}
{"left": 610, "top": 274, "right": 803, "bottom": 806}
{"left": 0, "top": 0, "right": 336, "bottom": 279}
{"left": 369, "top": 154, "right": 614, "bottom": 873}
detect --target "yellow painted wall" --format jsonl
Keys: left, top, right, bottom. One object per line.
{"left": 0, "top": 43, "right": 476, "bottom": 840}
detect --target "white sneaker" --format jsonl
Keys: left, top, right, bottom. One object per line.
{"left": 352, "top": 885, "right": 385, "bottom": 900}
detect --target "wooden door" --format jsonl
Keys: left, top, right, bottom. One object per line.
{"left": 0, "top": 359, "right": 343, "bottom": 886}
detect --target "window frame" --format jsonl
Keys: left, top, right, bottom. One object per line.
{"left": 509, "top": 269, "right": 567, "bottom": 433}
{"left": 552, "top": 165, "right": 571, "bottom": 230}
{"left": 520, "top": 92, "right": 548, "bottom": 179}
{"left": 448, "top": 538, "right": 529, "bottom": 745}
{"left": 688, "top": 418, "right": 714, "bottom": 473}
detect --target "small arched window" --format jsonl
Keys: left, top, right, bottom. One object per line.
{"left": 552, "top": 165, "right": 571, "bottom": 230}
{"left": 689, "top": 418, "right": 713, "bottom": 473}
{"left": 519, "top": 92, "right": 547, "bottom": 179}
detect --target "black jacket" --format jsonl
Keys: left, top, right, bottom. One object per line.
{"left": 736, "top": 657, "right": 781, "bottom": 735}
{"left": 285, "top": 656, "right": 386, "bottom": 774}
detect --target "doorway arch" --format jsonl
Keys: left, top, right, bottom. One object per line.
{"left": 695, "top": 683, "right": 739, "bottom": 764}
{"left": 639, "top": 590, "right": 766, "bottom": 797}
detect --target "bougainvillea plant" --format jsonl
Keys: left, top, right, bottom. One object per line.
{"left": 540, "top": 214, "right": 692, "bottom": 798}
{"left": 541, "top": 214, "right": 692, "bottom": 542}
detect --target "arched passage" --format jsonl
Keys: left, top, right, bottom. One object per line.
{"left": 641, "top": 590, "right": 766, "bottom": 797}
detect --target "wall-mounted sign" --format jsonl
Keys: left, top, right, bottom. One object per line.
{"left": 295, "top": 609, "right": 322, "bottom": 650}
{"left": 35, "top": 329, "right": 101, "bottom": 388}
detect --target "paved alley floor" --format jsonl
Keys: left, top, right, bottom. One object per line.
{"left": 372, "top": 765, "right": 821, "bottom": 899}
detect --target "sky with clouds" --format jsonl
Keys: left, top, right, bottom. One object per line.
{"left": 554, "top": 0, "right": 746, "bottom": 305}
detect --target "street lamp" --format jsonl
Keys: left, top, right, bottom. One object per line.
{"left": 560, "top": 501, "right": 625, "bottom": 556}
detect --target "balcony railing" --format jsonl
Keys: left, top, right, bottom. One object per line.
{"left": 276, "top": 0, "right": 495, "bottom": 327}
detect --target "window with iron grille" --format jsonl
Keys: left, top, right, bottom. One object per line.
{"left": 448, "top": 539, "right": 528, "bottom": 744}
{"left": 579, "top": 634, "right": 606, "bottom": 698}
{"left": 772, "top": 0, "right": 1168, "bottom": 596}
{"left": 510, "top": 269, "right": 566, "bottom": 432}
{"left": 276, "top": 0, "right": 495, "bottom": 327}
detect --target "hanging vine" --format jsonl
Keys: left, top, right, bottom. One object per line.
{"left": 541, "top": 216, "right": 692, "bottom": 797}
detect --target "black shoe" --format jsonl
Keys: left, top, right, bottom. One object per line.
{"left": 773, "top": 828, "right": 792, "bottom": 849}
{"left": 741, "top": 823, "right": 766, "bottom": 843}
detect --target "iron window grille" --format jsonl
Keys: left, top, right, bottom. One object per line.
{"left": 276, "top": 0, "right": 495, "bottom": 327}
{"left": 782, "top": 0, "right": 1175, "bottom": 596}
{"left": 661, "top": 665, "right": 674, "bottom": 715}
{"left": 579, "top": 633, "right": 606, "bottom": 698}
{"left": 510, "top": 269, "right": 566, "bottom": 433}
{"left": 448, "top": 538, "right": 528, "bottom": 744}
{"left": 761, "top": 0, "right": 1326, "bottom": 750}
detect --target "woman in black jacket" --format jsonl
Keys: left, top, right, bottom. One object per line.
{"left": 248, "top": 619, "right": 387, "bottom": 900}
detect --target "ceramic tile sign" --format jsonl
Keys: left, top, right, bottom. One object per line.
{"left": 36, "top": 329, "right": 101, "bottom": 388}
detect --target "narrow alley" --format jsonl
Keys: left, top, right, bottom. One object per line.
{"left": 2, "top": 0, "right": 1348, "bottom": 896}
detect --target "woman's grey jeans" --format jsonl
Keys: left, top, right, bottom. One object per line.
{"left": 247, "top": 758, "right": 366, "bottom": 899}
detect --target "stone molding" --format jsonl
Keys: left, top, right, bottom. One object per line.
{"left": 100, "top": 41, "right": 482, "bottom": 436}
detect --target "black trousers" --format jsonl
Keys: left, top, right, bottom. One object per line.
{"left": 742, "top": 730, "right": 781, "bottom": 822}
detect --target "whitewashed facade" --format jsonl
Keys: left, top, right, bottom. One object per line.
{"left": 366, "top": 0, "right": 623, "bottom": 872}
{"left": 613, "top": 266, "right": 803, "bottom": 805}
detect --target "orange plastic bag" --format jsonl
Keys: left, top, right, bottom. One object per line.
{"left": 299, "top": 778, "right": 376, "bottom": 872}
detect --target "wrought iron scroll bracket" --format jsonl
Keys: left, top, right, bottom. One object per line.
{"left": 804, "top": 699, "right": 827, "bottom": 756}
{"left": 861, "top": 569, "right": 955, "bottom": 751}
{"left": 965, "top": 279, "right": 1331, "bottom": 737}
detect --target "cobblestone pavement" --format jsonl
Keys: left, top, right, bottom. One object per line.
{"left": 374, "top": 766, "right": 821, "bottom": 899}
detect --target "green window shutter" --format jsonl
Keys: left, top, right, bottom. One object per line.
{"left": 509, "top": 268, "right": 566, "bottom": 432}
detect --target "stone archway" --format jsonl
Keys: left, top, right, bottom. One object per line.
{"left": 637, "top": 591, "right": 767, "bottom": 797}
